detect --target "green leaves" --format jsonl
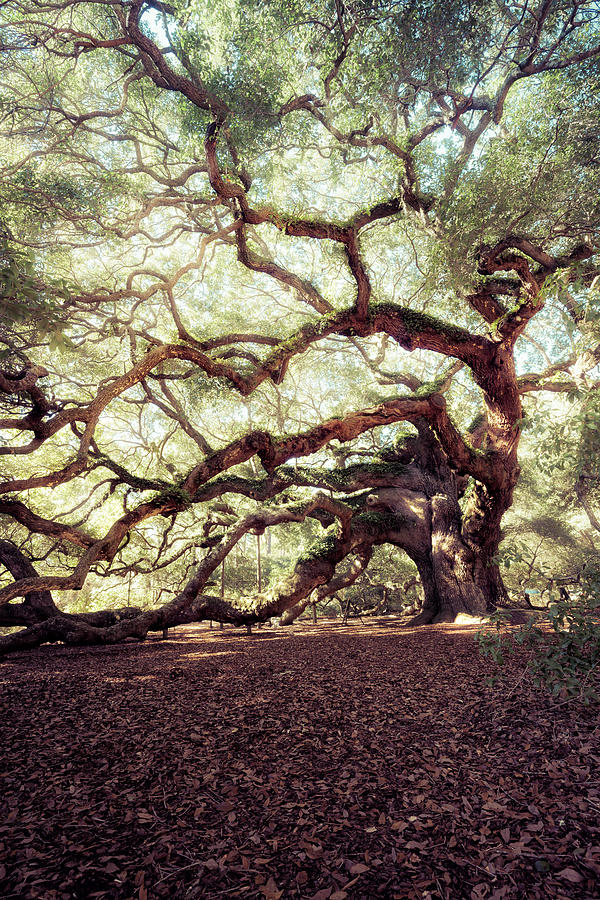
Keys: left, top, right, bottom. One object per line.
{"left": 0, "top": 237, "right": 73, "bottom": 341}
{"left": 476, "top": 593, "right": 600, "bottom": 703}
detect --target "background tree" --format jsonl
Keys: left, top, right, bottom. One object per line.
{"left": 0, "top": 0, "right": 599, "bottom": 652}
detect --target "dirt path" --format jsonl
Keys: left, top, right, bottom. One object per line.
{"left": 1, "top": 619, "right": 599, "bottom": 899}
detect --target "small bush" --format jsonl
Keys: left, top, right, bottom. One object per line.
{"left": 476, "top": 593, "right": 600, "bottom": 703}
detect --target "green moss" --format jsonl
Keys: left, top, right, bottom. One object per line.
{"left": 489, "top": 293, "right": 536, "bottom": 334}
{"left": 413, "top": 371, "right": 451, "bottom": 399}
{"left": 370, "top": 302, "right": 470, "bottom": 342}
{"left": 343, "top": 490, "right": 373, "bottom": 511}
{"left": 264, "top": 487, "right": 307, "bottom": 506}
{"left": 286, "top": 460, "right": 410, "bottom": 491}
{"left": 354, "top": 510, "right": 407, "bottom": 533}
{"left": 267, "top": 314, "right": 340, "bottom": 366}
{"left": 314, "top": 312, "right": 340, "bottom": 334}
{"left": 347, "top": 460, "right": 409, "bottom": 478}
{"left": 468, "top": 409, "right": 486, "bottom": 433}
{"left": 297, "top": 531, "right": 340, "bottom": 565}
{"left": 290, "top": 465, "right": 350, "bottom": 488}
{"left": 214, "top": 473, "right": 266, "bottom": 489}
{"left": 272, "top": 466, "right": 298, "bottom": 483}
{"left": 94, "top": 453, "right": 168, "bottom": 492}
{"left": 153, "top": 485, "right": 192, "bottom": 508}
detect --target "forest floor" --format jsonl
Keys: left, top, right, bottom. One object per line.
{"left": 1, "top": 617, "right": 599, "bottom": 900}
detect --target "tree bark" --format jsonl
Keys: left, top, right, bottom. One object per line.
{"left": 0, "top": 425, "right": 515, "bottom": 652}
{"left": 367, "top": 422, "right": 511, "bottom": 624}
{"left": 0, "top": 540, "right": 58, "bottom": 623}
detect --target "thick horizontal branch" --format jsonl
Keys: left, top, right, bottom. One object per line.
{"left": 0, "top": 297, "right": 501, "bottom": 502}
{"left": 0, "top": 382, "right": 496, "bottom": 609}
{"left": 0, "top": 500, "right": 94, "bottom": 548}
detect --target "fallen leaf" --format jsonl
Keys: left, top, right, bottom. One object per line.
{"left": 2, "top": 619, "right": 597, "bottom": 900}
{"left": 557, "top": 867, "right": 583, "bottom": 883}
{"left": 261, "top": 876, "right": 283, "bottom": 899}
{"left": 349, "top": 863, "right": 369, "bottom": 875}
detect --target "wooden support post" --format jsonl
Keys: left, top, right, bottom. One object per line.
{"left": 257, "top": 534, "right": 263, "bottom": 628}
{"left": 343, "top": 595, "right": 351, "bottom": 625}
{"left": 256, "top": 533, "right": 262, "bottom": 593}
{"left": 220, "top": 559, "right": 225, "bottom": 628}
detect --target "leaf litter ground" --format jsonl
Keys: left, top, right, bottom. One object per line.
{"left": 1, "top": 618, "right": 599, "bottom": 900}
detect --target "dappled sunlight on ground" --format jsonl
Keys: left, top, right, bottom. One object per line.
{"left": 1, "top": 617, "right": 598, "bottom": 899}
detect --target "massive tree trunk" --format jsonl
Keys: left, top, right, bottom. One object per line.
{"left": 383, "top": 505, "right": 503, "bottom": 625}
{"left": 1, "top": 2, "right": 597, "bottom": 658}
{"left": 0, "top": 421, "right": 516, "bottom": 653}
{"left": 410, "top": 521, "right": 505, "bottom": 624}
{"left": 425, "top": 491, "right": 507, "bottom": 622}
{"left": 366, "top": 421, "right": 510, "bottom": 624}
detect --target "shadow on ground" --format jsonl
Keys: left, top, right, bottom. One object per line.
{"left": 1, "top": 618, "right": 598, "bottom": 899}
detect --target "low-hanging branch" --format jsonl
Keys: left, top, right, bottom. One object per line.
{"left": 1, "top": 0, "right": 599, "bottom": 651}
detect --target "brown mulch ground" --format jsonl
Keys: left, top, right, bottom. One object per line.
{"left": 1, "top": 618, "right": 599, "bottom": 900}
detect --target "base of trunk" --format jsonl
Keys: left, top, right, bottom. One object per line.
{"left": 410, "top": 543, "right": 508, "bottom": 626}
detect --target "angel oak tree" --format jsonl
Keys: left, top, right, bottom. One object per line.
{"left": 0, "top": 0, "right": 599, "bottom": 652}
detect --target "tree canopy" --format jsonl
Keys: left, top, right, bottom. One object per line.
{"left": 0, "top": 0, "right": 599, "bottom": 652}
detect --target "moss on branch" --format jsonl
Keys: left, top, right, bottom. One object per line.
{"left": 369, "top": 302, "right": 473, "bottom": 344}
{"left": 290, "top": 460, "right": 410, "bottom": 487}
{"left": 93, "top": 454, "right": 169, "bottom": 492}
{"left": 354, "top": 509, "right": 407, "bottom": 534}
{"left": 296, "top": 532, "right": 341, "bottom": 566}
{"left": 152, "top": 485, "right": 193, "bottom": 509}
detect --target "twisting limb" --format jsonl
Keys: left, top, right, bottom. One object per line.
{"left": 0, "top": 493, "right": 356, "bottom": 653}
{"left": 278, "top": 547, "right": 373, "bottom": 626}
{"left": 1, "top": 0, "right": 598, "bottom": 651}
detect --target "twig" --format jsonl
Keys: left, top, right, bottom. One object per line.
{"left": 154, "top": 860, "right": 205, "bottom": 885}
